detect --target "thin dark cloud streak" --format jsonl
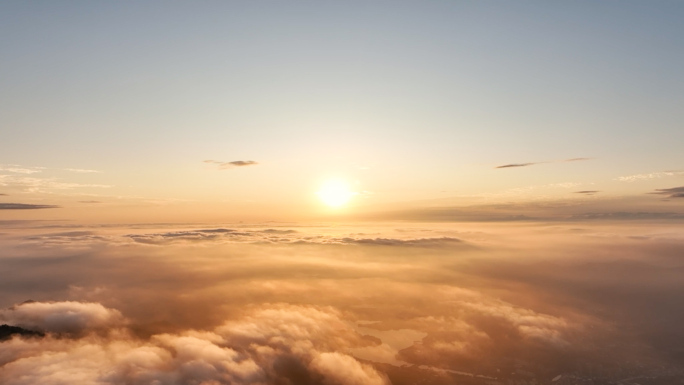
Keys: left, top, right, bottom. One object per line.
{"left": 574, "top": 190, "right": 599, "bottom": 194}
{"left": 204, "top": 160, "right": 258, "bottom": 169}
{"left": 495, "top": 163, "right": 537, "bottom": 169}
{"left": 0, "top": 203, "right": 60, "bottom": 210}
{"left": 495, "top": 158, "right": 591, "bottom": 169}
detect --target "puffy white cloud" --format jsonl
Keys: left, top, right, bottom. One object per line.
{"left": 0, "top": 302, "right": 387, "bottom": 385}
{"left": 310, "top": 352, "right": 388, "bottom": 385}
{"left": 0, "top": 301, "right": 125, "bottom": 336}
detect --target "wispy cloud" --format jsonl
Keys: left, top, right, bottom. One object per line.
{"left": 0, "top": 203, "right": 60, "bottom": 210}
{"left": 617, "top": 171, "right": 684, "bottom": 182}
{"left": 0, "top": 165, "right": 44, "bottom": 174}
{"left": 204, "top": 160, "right": 258, "bottom": 169}
{"left": 495, "top": 163, "right": 537, "bottom": 169}
{"left": 650, "top": 186, "right": 684, "bottom": 199}
{"left": 0, "top": 165, "right": 101, "bottom": 174}
{"left": 574, "top": 190, "right": 600, "bottom": 195}
{"left": 64, "top": 168, "right": 101, "bottom": 173}
{"left": 78, "top": 200, "right": 102, "bottom": 204}
{"left": 495, "top": 158, "right": 591, "bottom": 169}
{"left": 0, "top": 175, "right": 110, "bottom": 194}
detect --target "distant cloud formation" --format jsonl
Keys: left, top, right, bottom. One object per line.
{"left": 204, "top": 160, "right": 258, "bottom": 169}
{"left": 122, "top": 228, "right": 466, "bottom": 248}
{"left": 337, "top": 237, "right": 463, "bottom": 247}
{"left": 651, "top": 186, "right": 684, "bottom": 198}
{"left": 0, "top": 203, "right": 59, "bottom": 210}
{"left": 78, "top": 200, "right": 102, "bottom": 204}
{"left": 567, "top": 211, "right": 684, "bottom": 220}
{"left": 364, "top": 195, "right": 684, "bottom": 222}
{"left": 495, "top": 158, "right": 591, "bottom": 169}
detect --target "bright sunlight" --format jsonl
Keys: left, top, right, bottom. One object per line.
{"left": 317, "top": 179, "right": 354, "bottom": 208}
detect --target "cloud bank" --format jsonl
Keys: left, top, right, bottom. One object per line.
{"left": 1, "top": 222, "right": 683, "bottom": 383}
{"left": 651, "top": 186, "right": 684, "bottom": 198}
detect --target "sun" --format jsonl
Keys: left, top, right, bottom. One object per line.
{"left": 317, "top": 179, "right": 354, "bottom": 208}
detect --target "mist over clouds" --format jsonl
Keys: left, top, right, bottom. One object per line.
{"left": 1, "top": 222, "right": 683, "bottom": 383}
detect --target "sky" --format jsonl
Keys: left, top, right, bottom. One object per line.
{"left": 2, "top": 0, "right": 684, "bottom": 222}
{"left": 2, "top": 2, "right": 684, "bottom": 384}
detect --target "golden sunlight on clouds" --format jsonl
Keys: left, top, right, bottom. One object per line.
{"left": 317, "top": 179, "right": 355, "bottom": 208}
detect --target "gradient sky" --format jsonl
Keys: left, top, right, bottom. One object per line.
{"left": 2, "top": 1, "right": 684, "bottom": 221}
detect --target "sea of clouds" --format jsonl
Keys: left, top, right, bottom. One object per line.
{"left": 1, "top": 221, "right": 683, "bottom": 384}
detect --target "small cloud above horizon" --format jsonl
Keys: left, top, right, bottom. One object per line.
{"left": 495, "top": 158, "right": 591, "bottom": 169}
{"left": 650, "top": 186, "right": 684, "bottom": 199}
{"left": 204, "top": 160, "right": 258, "bottom": 169}
{"left": 574, "top": 190, "right": 600, "bottom": 195}
{"left": 495, "top": 163, "right": 537, "bottom": 169}
{"left": 0, "top": 203, "right": 60, "bottom": 210}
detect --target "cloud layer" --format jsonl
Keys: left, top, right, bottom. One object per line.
{"left": 1, "top": 222, "right": 683, "bottom": 383}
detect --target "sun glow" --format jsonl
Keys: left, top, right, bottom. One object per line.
{"left": 317, "top": 179, "right": 354, "bottom": 208}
